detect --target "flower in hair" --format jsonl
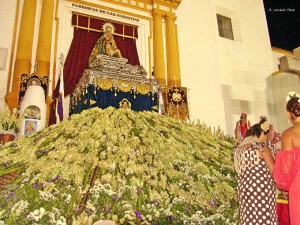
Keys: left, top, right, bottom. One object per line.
{"left": 286, "top": 91, "right": 300, "bottom": 102}
{"left": 260, "top": 121, "right": 270, "bottom": 132}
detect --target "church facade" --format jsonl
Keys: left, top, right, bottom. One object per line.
{"left": 0, "top": 0, "right": 298, "bottom": 136}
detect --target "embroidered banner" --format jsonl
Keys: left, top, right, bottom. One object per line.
{"left": 161, "top": 87, "right": 189, "bottom": 120}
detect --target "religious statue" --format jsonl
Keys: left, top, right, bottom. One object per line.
{"left": 89, "top": 22, "right": 122, "bottom": 66}
{"left": 119, "top": 98, "right": 131, "bottom": 110}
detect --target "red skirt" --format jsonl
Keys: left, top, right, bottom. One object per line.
{"left": 277, "top": 201, "right": 290, "bottom": 225}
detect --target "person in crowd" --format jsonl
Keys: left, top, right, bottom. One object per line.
{"left": 235, "top": 112, "right": 251, "bottom": 144}
{"left": 234, "top": 117, "right": 278, "bottom": 224}
{"left": 261, "top": 116, "right": 289, "bottom": 224}
{"left": 273, "top": 91, "right": 300, "bottom": 225}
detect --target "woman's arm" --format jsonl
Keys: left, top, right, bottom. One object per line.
{"left": 281, "top": 129, "right": 293, "bottom": 151}
{"left": 262, "top": 146, "right": 275, "bottom": 176}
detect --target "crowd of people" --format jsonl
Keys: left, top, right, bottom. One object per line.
{"left": 234, "top": 91, "right": 300, "bottom": 225}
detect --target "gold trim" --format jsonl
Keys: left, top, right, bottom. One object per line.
{"left": 272, "top": 47, "right": 293, "bottom": 56}
{"left": 117, "top": 80, "right": 132, "bottom": 92}
{"left": 72, "top": 11, "right": 140, "bottom": 27}
{"left": 136, "top": 83, "right": 150, "bottom": 94}
{"left": 272, "top": 71, "right": 283, "bottom": 76}
{"left": 97, "top": 78, "right": 114, "bottom": 90}
{"left": 7, "top": 0, "right": 20, "bottom": 94}
{"left": 119, "top": 98, "right": 131, "bottom": 109}
{"left": 73, "top": 24, "right": 137, "bottom": 39}
{"left": 133, "top": 25, "right": 135, "bottom": 37}
{"left": 72, "top": 12, "right": 138, "bottom": 39}
{"left": 148, "top": 35, "right": 152, "bottom": 79}
{"left": 52, "top": 0, "right": 60, "bottom": 93}
{"left": 277, "top": 199, "right": 288, "bottom": 204}
{"left": 76, "top": 13, "right": 78, "bottom": 28}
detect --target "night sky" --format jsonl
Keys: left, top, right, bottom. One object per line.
{"left": 263, "top": 0, "right": 300, "bottom": 51}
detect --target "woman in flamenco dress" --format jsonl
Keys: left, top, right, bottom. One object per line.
{"left": 274, "top": 91, "right": 300, "bottom": 225}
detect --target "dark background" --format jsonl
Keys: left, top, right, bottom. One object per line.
{"left": 263, "top": 0, "right": 300, "bottom": 51}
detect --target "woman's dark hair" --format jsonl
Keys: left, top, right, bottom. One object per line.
{"left": 246, "top": 116, "right": 269, "bottom": 138}
{"left": 286, "top": 97, "right": 300, "bottom": 117}
{"left": 246, "top": 124, "right": 262, "bottom": 138}
{"left": 240, "top": 112, "right": 247, "bottom": 120}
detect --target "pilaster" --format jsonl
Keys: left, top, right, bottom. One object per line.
{"left": 152, "top": 9, "right": 166, "bottom": 87}
{"left": 165, "top": 13, "right": 181, "bottom": 87}
{"left": 36, "top": 0, "right": 55, "bottom": 126}
{"left": 5, "top": 0, "right": 37, "bottom": 110}
{"left": 36, "top": 0, "right": 54, "bottom": 78}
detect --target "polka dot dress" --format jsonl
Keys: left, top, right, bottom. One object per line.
{"left": 235, "top": 142, "right": 278, "bottom": 225}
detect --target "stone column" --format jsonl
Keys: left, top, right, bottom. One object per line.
{"left": 5, "top": 0, "right": 37, "bottom": 110}
{"left": 152, "top": 10, "right": 166, "bottom": 87}
{"left": 36, "top": 0, "right": 54, "bottom": 78}
{"left": 165, "top": 13, "right": 181, "bottom": 87}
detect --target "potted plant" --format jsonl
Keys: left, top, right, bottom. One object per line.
{"left": 0, "top": 106, "right": 20, "bottom": 144}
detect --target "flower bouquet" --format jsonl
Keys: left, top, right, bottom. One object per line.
{"left": 0, "top": 106, "right": 19, "bottom": 135}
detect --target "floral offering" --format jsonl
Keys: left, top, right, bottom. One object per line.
{"left": 0, "top": 107, "right": 238, "bottom": 224}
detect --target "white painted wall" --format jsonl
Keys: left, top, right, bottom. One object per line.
{"left": 269, "top": 49, "right": 300, "bottom": 133}
{"left": 177, "top": 0, "right": 276, "bottom": 135}
{"left": 270, "top": 72, "right": 300, "bottom": 133}
{"left": 0, "top": 0, "right": 18, "bottom": 110}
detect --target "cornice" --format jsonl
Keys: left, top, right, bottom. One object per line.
{"left": 271, "top": 71, "right": 283, "bottom": 76}
{"left": 71, "top": 0, "right": 182, "bottom": 13}
{"left": 272, "top": 47, "right": 293, "bottom": 56}
{"left": 153, "top": 0, "right": 181, "bottom": 9}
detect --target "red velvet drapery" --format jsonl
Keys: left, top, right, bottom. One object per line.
{"left": 114, "top": 35, "right": 140, "bottom": 66}
{"left": 64, "top": 28, "right": 100, "bottom": 96}
{"left": 65, "top": 14, "right": 140, "bottom": 96}
{"left": 49, "top": 14, "right": 140, "bottom": 125}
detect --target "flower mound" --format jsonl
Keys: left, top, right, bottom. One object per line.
{"left": 0, "top": 107, "right": 238, "bottom": 224}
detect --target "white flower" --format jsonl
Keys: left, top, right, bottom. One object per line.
{"left": 27, "top": 207, "right": 46, "bottom": 222}
{"left": 286, "top": 91, "right": 300, "bottom": 102}
{"left": 146, "top": 214, "right": 153, "bottom": 221}
{"left": 39, "top": 190, "right": 55, "bottom": 201}
{"left": 109, "top": 162, "right": 116, "bottom": 171}
{"left": 11, "top": 200, "right": 29, "bottom": 216}
{"left": 261, "top": 121, "right": 270, "bottom": 132}
{"left": 65, "top": 194, "right": 71, "bottom": 203}
{"left": 56, "top": 216, "right": 67, "bottom": 225}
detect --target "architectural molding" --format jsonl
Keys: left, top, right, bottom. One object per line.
{"left": 271, "top": 71, "right": 283, "bottom": 76}
{"left": 272, "top": 47, "right": 293, "bottom": 56}
{"left": 67, "top": 0, "right": 182, "bottom": 13}
{"left": 68, "top": 1, "right": 151, "bottom": 21}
